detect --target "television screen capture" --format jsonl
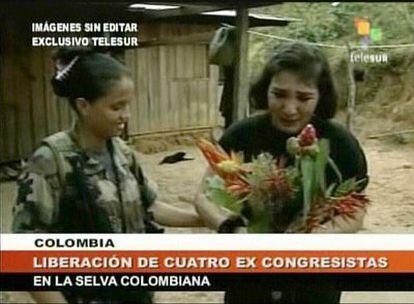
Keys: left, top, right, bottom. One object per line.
{"left": 1, "top": 1, "right": 413, "bottom": 303}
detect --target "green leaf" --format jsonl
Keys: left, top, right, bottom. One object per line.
{"left": 248, "top": 153, "right": 275, "bottom": 187}
{"left": 325, "top": 183, "right": 337, "bottom": 197}
{"left": 300, "top": 156, "right": 315, "bottom": 218}
{"left": 247, "top": 209, "right": 271, "bottom": 233}
{"left": 205, "top": 175, "right": 225, "bottom": 190}
{"left": 315, "top": 139, "right": 330, "bottom": 197}
{"left": 204, "top": 176, "right": 244, "bottom": 213}
{"left": 334, "top": 177, "right": 358, "bottom": 197}
{"left": 328, "top": 157, "right": 343, "bottom": 184}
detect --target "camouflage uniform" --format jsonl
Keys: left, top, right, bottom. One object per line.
{"left": 12, "top": 122, "right": 160, "bottom": 234}
{"left": 12, "top": 123, "right": 159, "bottom": 303}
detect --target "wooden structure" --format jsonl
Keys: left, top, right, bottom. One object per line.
{"left": 0, "top": 1, "right": 291, "bottom": 163}
{"left": 124, "top": 23, "right": 220, "bottom": 138}
{"left": 233, "top": 8, "right": 250, "bottom": 122}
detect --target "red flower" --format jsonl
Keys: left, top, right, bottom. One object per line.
{"left": 196, "top": 138, "right": 248, "bottom": 181}
{"left": 332, "top": 193, "right": 370, "bottom": 216}
{"left": 298, "top": 124, "right": 317, "bottom": 147}
{"left": 226, "top": 178, "right": 252, "bottom": 197}
{"left": 304, "top": 193, "right": 370, "bottom": 232}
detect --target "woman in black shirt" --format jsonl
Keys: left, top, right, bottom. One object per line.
{"left": 195, "top": 42, "right": 369, "bottom": 304}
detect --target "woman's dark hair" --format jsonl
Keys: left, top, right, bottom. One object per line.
{"left": 250, "top": 42, "right": 337, "bottom": 119}
{"left": 51, "top": 47, "right": 131, "bottom": 109}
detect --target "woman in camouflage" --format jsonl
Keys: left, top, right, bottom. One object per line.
{"left": 12, "top": 47, "right": 202, "bottom": 303}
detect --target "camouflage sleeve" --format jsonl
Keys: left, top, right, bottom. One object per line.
{"left": 12, "top": 145, "right": 61, "bottom": 233}
{"left": 131, "top": 152, "right": 157, "bottom": 209}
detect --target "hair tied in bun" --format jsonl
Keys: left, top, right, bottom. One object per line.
{"left": 55, "top": 55, "right": 79, "bottom": 81}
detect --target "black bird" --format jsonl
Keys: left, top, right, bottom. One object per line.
{"left": 159, "top": 152, "right": 194, "bottom": 165}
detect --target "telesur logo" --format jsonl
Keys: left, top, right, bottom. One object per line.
{"left": 350, "top": 17, "right": 388, "bottom": 64}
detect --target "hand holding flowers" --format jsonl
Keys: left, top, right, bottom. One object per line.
{"left": 197, "top": 124, "right": 369, "bottom": 233}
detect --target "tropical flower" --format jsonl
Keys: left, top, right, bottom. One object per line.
{"left": 197, "top": 124, "right": 369, "bottom": 233}
{"left": 298, "top": 124, "right": 317, "bottom": 147}
{"left": 196, "top": 138, "right": 247, "bottom": 180}
{"left": 226, "top": 177, "right": 252, "bottom": 197}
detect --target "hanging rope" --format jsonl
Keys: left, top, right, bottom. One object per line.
{"left": 248, "top": 30, "right": 414, "bottom": 49}
{"left": 248, "top": 31, "right": 345, "bottom": 49}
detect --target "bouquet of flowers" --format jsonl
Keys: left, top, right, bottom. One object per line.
{"left": 196, "top": 124, "right": 369, "bottom": 233}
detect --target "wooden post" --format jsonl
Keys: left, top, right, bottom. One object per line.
{"left": 346, "top": 43, "right": 356, "bottom": 131}
{"left": 232, "top": 7, "right": 249, "bottom": 123}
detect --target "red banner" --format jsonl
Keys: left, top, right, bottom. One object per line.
{"left": 2, "top": 250, "right": 414, "bottom": 273}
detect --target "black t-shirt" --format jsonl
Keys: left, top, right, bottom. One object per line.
{"left": 219, "top": 112, "right": 369, "bottom": 191}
